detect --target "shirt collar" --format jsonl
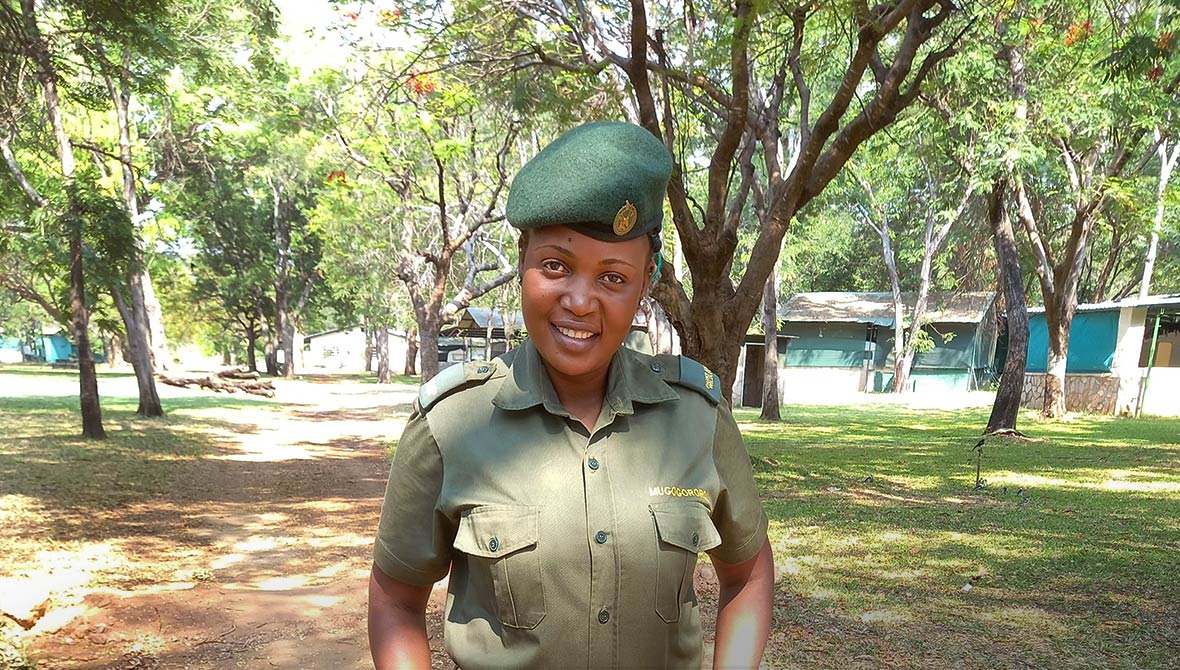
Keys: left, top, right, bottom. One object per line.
{"left": 492, "top": 339, "right": 680, "bottom": 417}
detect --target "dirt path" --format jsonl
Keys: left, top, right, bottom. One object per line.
{"left": 2, "top": 375, "right": 463, "bottom": 670}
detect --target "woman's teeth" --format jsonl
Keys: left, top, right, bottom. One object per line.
{"left": 557, "top": 326, "right": 594, "bottom": 340}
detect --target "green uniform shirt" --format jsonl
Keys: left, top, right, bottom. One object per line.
{"left": 374, "top": 339, "right": 769, "bottom": 669}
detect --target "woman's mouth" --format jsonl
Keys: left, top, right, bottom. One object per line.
{"left": 555, "top": 325, "right": 595, "bottom": 340}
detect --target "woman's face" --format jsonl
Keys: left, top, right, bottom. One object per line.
{"left": 520, "top": 225, "right": 654, "bottom": 385}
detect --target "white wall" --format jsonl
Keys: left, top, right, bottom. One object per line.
{"left": 1113, "top": 306, "right": 1148, "bottom": 414}
{"left": 1139, "top": 368, "right": 1180, "bottom": 416}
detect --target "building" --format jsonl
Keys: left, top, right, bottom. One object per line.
{"left": 734, "top": 291, "right": 1000, "bottom": 406}
{"left": 302, "top": 325, "right": 412, "bottom": 373}
{"left": 1023, "top": 294, "right": 1180, "bottom": 416}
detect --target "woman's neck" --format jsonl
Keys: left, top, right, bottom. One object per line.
{"left": 545, "top": 363, "right": 609, "bottom": 430}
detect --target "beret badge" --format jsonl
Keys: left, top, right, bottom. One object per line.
{"left": 613, "top": 201, "right": 638, "bottom": 236}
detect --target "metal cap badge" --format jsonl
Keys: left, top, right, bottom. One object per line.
{"left": 613, "top": 201, "right": 637, "bottom": 236}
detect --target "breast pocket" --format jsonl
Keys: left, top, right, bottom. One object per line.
{"left": 650, "top": 501, "right": 722, "bottom": 623}
{"left": 453, "top": 505, "right": 546, "bottom": 629}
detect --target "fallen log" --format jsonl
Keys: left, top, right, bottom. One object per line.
{"left": 218, "top": 368, "right": 260, "bottom": 380}
{"left": 157, "top": 372, "right": 275, "bottom": 398}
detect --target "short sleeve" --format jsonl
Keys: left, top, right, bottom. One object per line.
{"left": 373, "top": 405, "right": 455, "bottom": 586}
{"left": 707, "top": 405, "right": 769, "bottom": 565}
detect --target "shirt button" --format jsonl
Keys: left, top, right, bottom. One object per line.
{"left": 598, "top": 609, "right": 610, "bottom": 624}
{"left": 650, "top": 362, "right": 662, "bottom": 373}
{"left": 595, "top": 530, "right": 608, "bottom": 544}
{"left": 488, "top": 537, "right": 499, "bottom": 553}
{"left": 588, "top": 457, "right": 600, "bottom": 471}
{"left": 691, "top": 532, "right": 700, "bottom": 547}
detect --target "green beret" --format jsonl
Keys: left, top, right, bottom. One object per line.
{"left": 506, "top": 121, "right": 672, "bottom": 244}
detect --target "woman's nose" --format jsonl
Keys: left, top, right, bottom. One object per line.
{"left": 559, "top": 275, "right": 594, "bottom": 316}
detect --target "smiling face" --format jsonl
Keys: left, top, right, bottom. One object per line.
{"left": 520, "top": 225, "right": 655, "bottom": 391}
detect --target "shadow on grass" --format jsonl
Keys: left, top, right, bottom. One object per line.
{"left": 0, "top": 394, "right": 392, "bottom": 547}
{"left": 736, "top": 405, "right": 1180, "bottom": 669}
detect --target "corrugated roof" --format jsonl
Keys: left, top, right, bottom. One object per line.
{"left": 779, "top": 292, "right": 996, "bottom": 325}
{"left": 1027, "top": 294, "right": 1180, "bottom": 314}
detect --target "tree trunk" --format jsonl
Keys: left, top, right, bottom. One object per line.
{"left": 141, "top": 270, "right": 168, "bottom": 368}
{"left": 419, "top": 315, "right": 441, "bottom": 382}
{"left": 1141, "top": 138, "right": 1179, "bottom": 299}
{"left": 364, "top": 326, "right": 373, "bottom": 372}
{"left": 246, "top": 325, "right": 258, "bottom": 373}
{"left": 70, "top": 214, "right": 105, "bottom": 438}
{"left": 259, "top": 305, "right": 277, "bottom": 376}
{"left": 1043, "top": 307, "right": 1071, "bottom": 418}
{"left": 272, "top": 183, "right": 292, "bottom": 378}
{"left": 106, "top": 332, "right": 124, "bottom": 369}
{"left": 376, "top": 327, "right": 392, "bottom": 383}
{"left": 759, "top": 269, "right": 781, "bottom": 420}
{"left": 985, "top": 179, "right": 1028, "bottom": 435}
{"left": 111, "top": 287, "right": 163, "bottom": 417}
{"left": 281, "top": 315, "right": 296, "bottom": 379}
{"left": 404, "top": 326, "right": 418, "bottom": 377}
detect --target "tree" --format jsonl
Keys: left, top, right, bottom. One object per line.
{"left": 2, "top": 0, "right": 109, "bottom": 436}
{"left": 995, "top": 3, "right": 1179, "bottom": 417}
{"left": 984, "top": 177, "right": 1028, "bottom": 435}
{"left": 471, "top": 0, "right": 968, "bottom": 398}
{"left": 850, "top": 133, "right": 975, "bottom": 394}
{"left": 315, "top": 48, "right": 518, "bottom": 382}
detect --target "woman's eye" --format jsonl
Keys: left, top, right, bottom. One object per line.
{"left": 541, "top": 260, "right": 566, "bottom": 273}
{"left": 602, "top": 273, "right": 626, "bottom": 285}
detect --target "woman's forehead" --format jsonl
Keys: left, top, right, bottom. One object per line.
{"left": 526, "top": 225, "right": 651, "bottom": 263}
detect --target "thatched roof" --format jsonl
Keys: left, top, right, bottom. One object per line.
{"left": 779, "top": 292, "right": 996, "bottom": 325}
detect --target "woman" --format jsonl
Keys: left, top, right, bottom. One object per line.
{"left": 369, "top": 121, "right": 774, "bottom": 669}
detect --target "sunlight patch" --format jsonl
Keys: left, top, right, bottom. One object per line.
{"left": 254, "top": 575, "right": 309, "bottom": 591}
{"left": 860, "top": 609, "right": 905, "bottom": 624}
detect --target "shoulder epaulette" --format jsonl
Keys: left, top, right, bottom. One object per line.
{"left": 655, "top": 354, "right": 721, "bottom": 405}
{"left": 418, "top": 360, "right": 500, "bottom": 411}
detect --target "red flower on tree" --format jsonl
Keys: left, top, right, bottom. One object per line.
{"left": 406, "top": 70, "right": 437, "bottom": 96}
{"left": 1064, "top": 20, "right": 1093, "bottom": 47}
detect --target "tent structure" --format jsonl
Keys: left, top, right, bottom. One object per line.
{"left": 1024, "top": 294, "right": 1180, "bottom": 416}
{"left": 734, "top": 291, "right": 1000, "bottom": 406}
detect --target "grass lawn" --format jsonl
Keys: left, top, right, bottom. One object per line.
{"left": 737, "top": 405, "right": 1180, "bottom": 670}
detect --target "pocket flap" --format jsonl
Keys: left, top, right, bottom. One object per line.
{"left": 650, "top": 502, "right": 722, "bottom": 553}
{"left": 454, "top": 505, "right": 539, "bottom": 558}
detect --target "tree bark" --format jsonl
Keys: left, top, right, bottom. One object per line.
{"left": 404, "top": 326, "right": 418, "bottom": 377}
{"left": 1043, "top": 306, "right": 1070, "bottom": 418}
{"left": 259, "top": 303, "right": 277, "bottom": 376}
{"left": 419, "top": 315, "right": 441, "bottom": 382}
{"left": 272, "top": 183, "right": 293, "bottom": 378}
{"left": 246, "top": 323, "right": 258, "bottom": 373}
{"left": 376, "top": 326, "right": 391, "bottom": 383}
{"left": 364, "top": 325, "right": 374, "bottom": 372}
{"left": 759, "top": 269, "right": 781, "bottom": 420}
{"left": 106, "top": 332, "right": 124, "bottom": 369}
{"left": 985, "top": 179, "right": 1028, "bottom": 435}
{"left": 111, "top": 287, "right": 163, "bottom": 416}
{"left": 1141, "top": 136, "right": 1179, "bottom": 299}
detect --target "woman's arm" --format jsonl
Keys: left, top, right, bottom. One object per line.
{"left": 368, "top": 563, "right": 435, "bottom": 670}
{"left": 711, "top": 539, "right": 774, "bottom": 670}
